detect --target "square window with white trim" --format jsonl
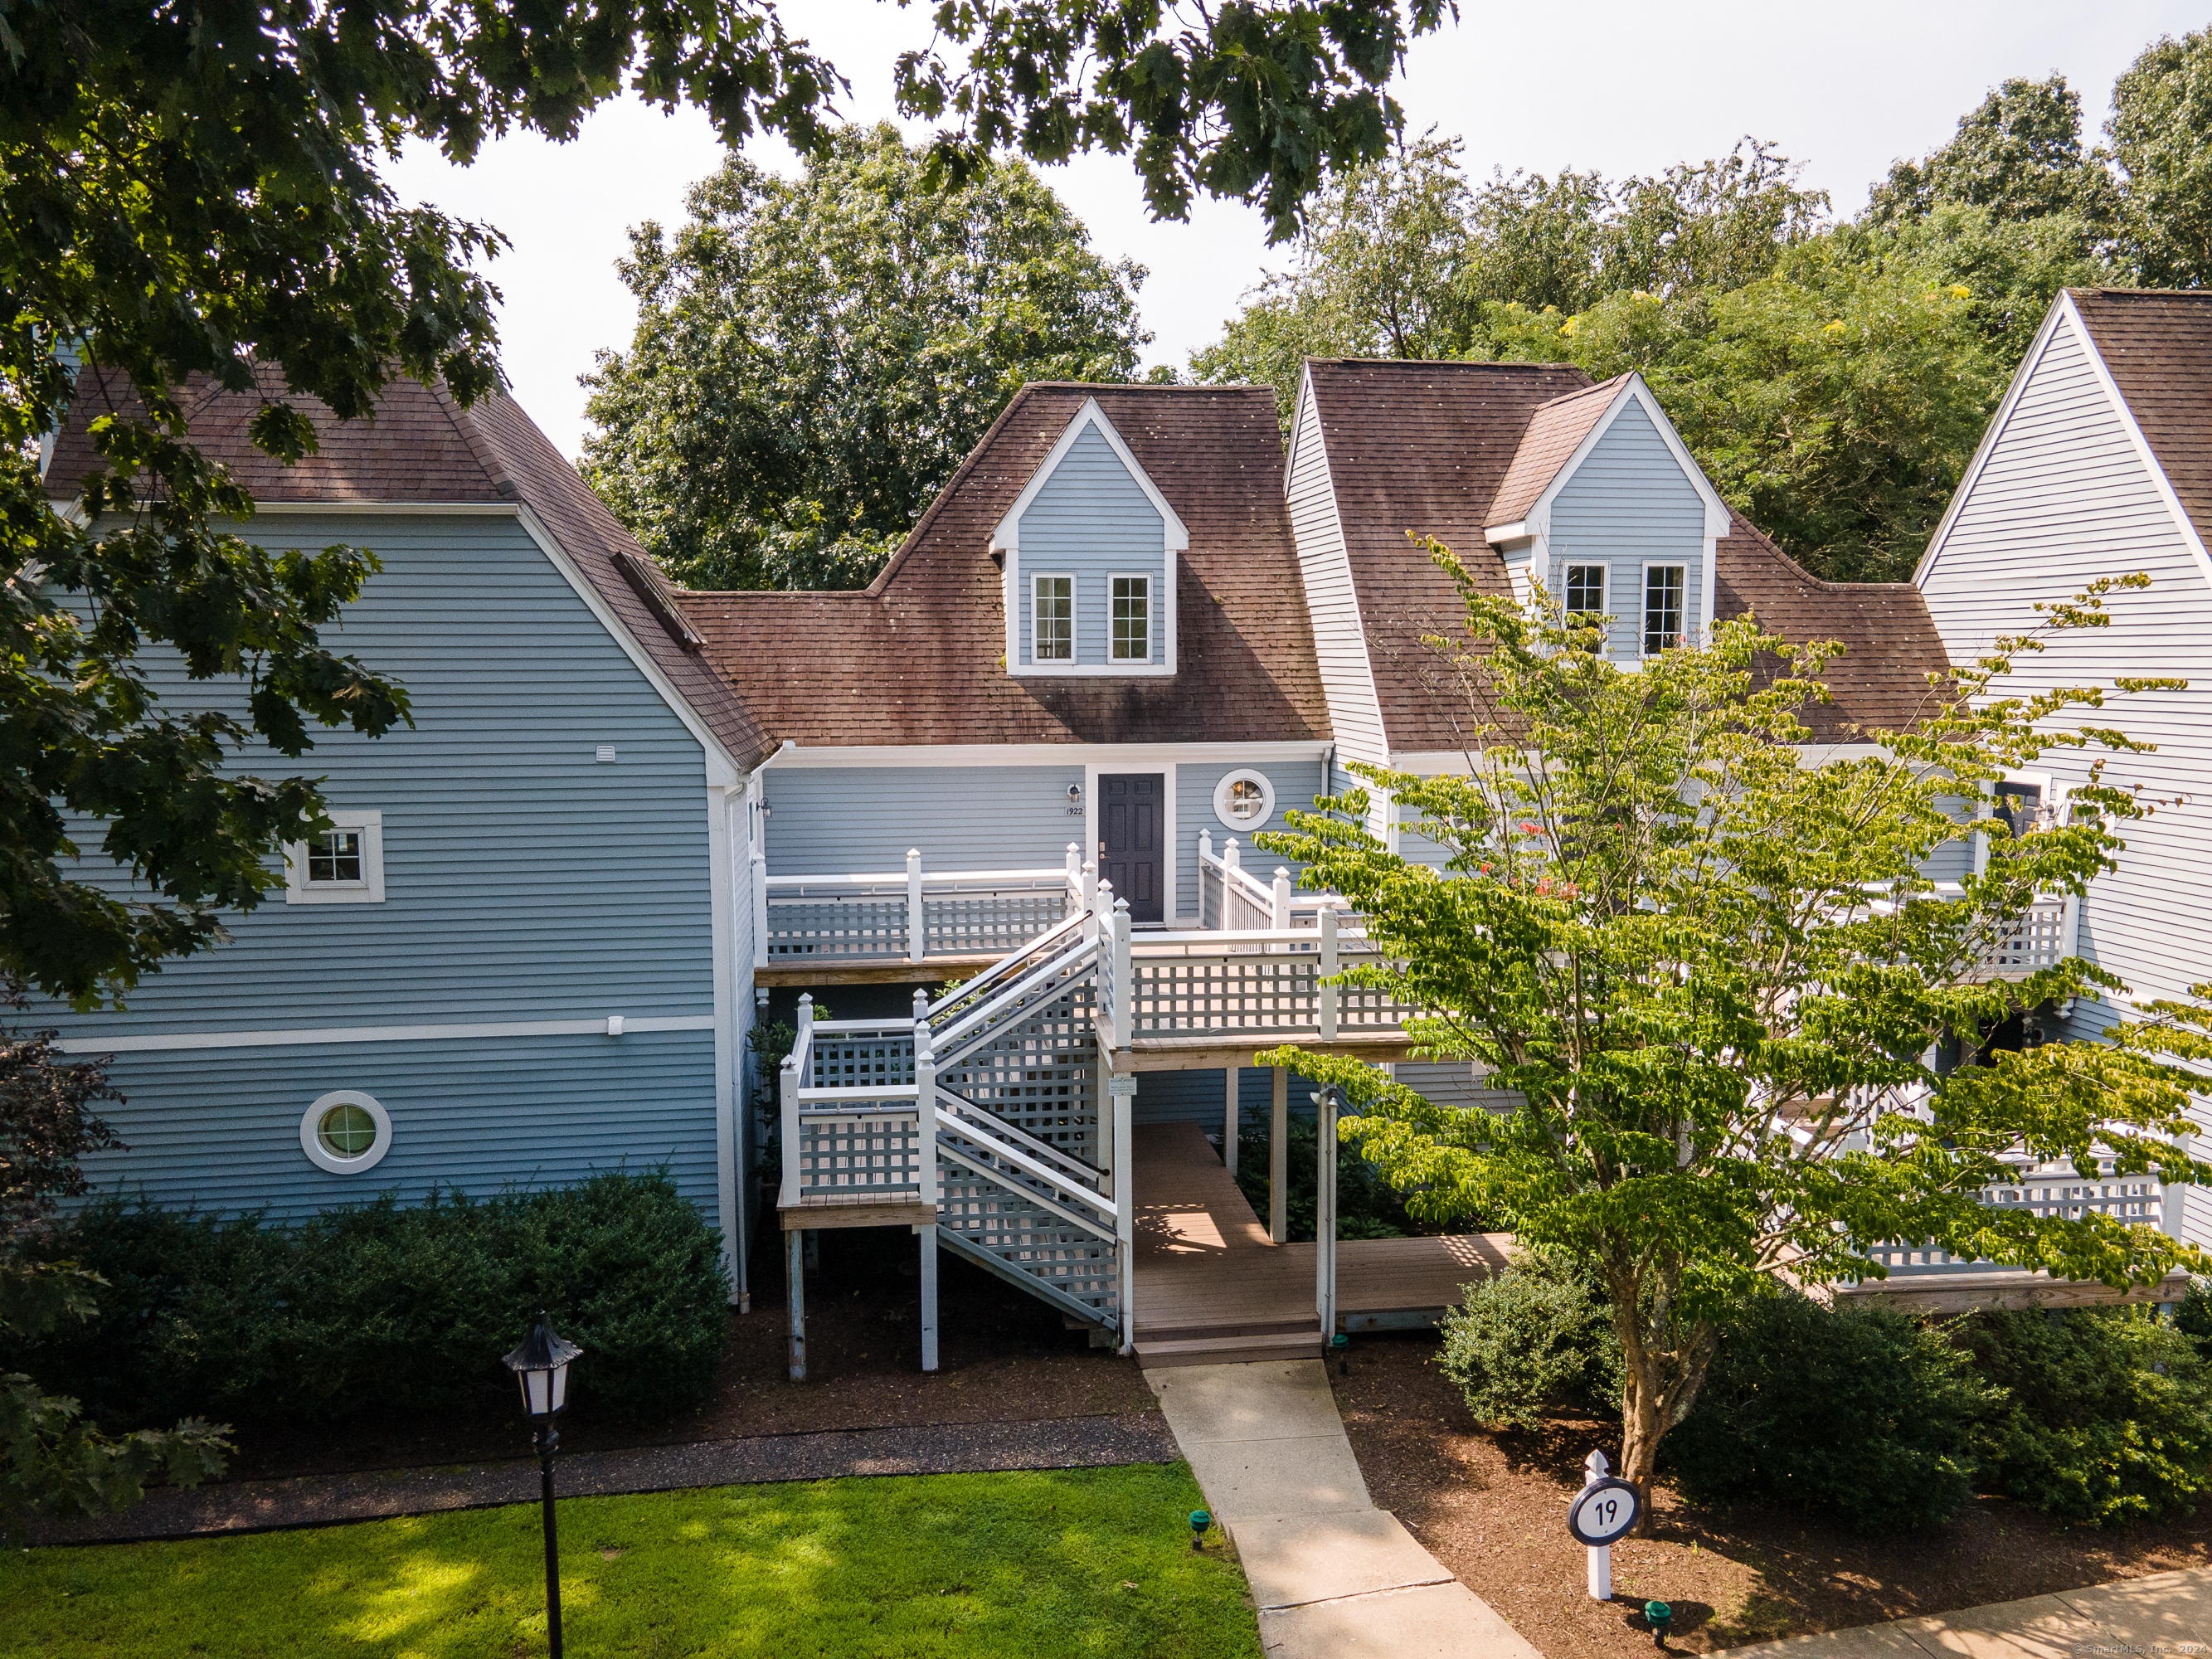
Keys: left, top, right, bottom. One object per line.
{"left": 1033, "top": 574, "right": 1073, "bottom": 662}
{"left": 1111, "top": 576, "right": 1150, "bottom": 662}
{"left": 1642, "top": 564, "right": 1686, "bottom": 656}
{"left": 1563, "top": 564, "right": 1607, "bottom": 649}
{"left": 285, "top": 810, "right": 386, "bottom": 904}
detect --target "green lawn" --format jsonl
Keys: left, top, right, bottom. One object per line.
{"left": 0, "top": 1463, "right": 1260, "bottom": 1658}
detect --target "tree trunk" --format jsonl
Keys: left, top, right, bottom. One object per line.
{"left": 1607, "top": 1263, "right": 1719, "bottom": 1537}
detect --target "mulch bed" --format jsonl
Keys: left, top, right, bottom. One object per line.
{"left": 212, "top": 1220, "right": 1154, "bottom": 1486}
{"left": 1330, "top": 1328, "right": 2212, "bottom": 1655}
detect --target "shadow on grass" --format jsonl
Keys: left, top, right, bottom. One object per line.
{"left": 2, "top": 1466, "right": 1259, "bottom": 1659}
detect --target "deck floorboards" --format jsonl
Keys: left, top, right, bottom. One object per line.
{"left": 1129, "top": 1121, "right": 1513, "bottom": 1336}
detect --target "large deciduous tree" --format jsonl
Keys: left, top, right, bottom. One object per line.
{"left": 2110, "top": 26, "right": 2212, "bottom": 289}
{"left": 4, "top": 0, "right": 1446, "bottom": 1010}
{"left": 1259, "top": 551, "right": 2212, "bottom": 1501}
{"left": 582, "top": 125, "right": 1150, "bottom": 591}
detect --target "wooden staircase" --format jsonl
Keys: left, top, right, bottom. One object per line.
{"left": 1133, "top": 1315, "right": 1322, "bottom": 1369}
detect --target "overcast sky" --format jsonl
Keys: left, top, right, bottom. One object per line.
{"left": 385, "top": 0, "right": 2209, "bottom": 459}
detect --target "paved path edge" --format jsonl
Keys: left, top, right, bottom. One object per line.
{"left": 29, "top": 1409, "right": 1179, "bottom": 1549}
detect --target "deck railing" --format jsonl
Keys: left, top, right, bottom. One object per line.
{"left": 754, "top": 845, "right": 1086, "bottom": 967}
{"left": 1864, "top": 1159, "right": 2170, "bottom": 1278}
{"left": 1194, "top": 830, "right": 1358, "bottom": 937}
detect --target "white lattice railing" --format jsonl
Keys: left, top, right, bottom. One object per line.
{"left": 1194, "top": 830, "right": 1358, "bottom": 937}
{"left": 1978, "top": 893, "right": 2078, "bottom": 978}
{"left": 1862, "top": 1158, "right": 2170, "bottom": 1279}
{"left": 754, "top": 846, "right": 1086, "bottom": 967}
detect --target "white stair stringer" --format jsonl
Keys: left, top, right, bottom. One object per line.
{"left": 922, "top": 924, "right": 1123, "bottom": 1334}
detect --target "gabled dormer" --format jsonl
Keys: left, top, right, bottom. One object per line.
{"left": 994, "top": 397, "right": 1189, "bottom": 677}
{"left": 1485, "top": 373, "right": 1733, "bottom": 661}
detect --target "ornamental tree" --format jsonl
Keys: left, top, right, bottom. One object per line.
{"left": 1260, "top": 546, "right": 2212, "bottom": 1501}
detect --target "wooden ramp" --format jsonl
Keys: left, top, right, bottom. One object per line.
{"left": 1130, "top": 1121, "right": 1514, "bottom": 1366}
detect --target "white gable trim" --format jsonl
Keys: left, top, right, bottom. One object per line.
{"left": 513, "top": 503, "right": 744, "bottom": 787}
{"left": 1498, "top": 375, "right": 1733, "bottom": 546}
{"left": 2054, "top": 294, "right": 2212, "bottom": 593}
{"left": 1913, "top": 299, "right": 2074, "bottom": 588}
{"left": 1286, "top": 363, "right": 1392, "bottom": 764}
{"left": 1918, "top": 296, "right": 2212, "bottom": 595}
{"left": 990, "top": 397, "right": 1191, "bottom": 552}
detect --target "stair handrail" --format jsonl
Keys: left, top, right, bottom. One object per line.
{"left": 923, "top": 907, "right": 1090, "bottom": 1024}
{"left": 927, "top": 932, "right": 1098, "bottom": 1061}
{"left": 934, "top": 1085, "right": 1106, "bottom": 1190}
{"left": 934, "top": 1124, "right": 1117, "bottom": 1242}
{"left": 776, "top": 1010, "right": 814, "bottom": 1209}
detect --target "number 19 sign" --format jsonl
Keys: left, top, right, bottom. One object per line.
{"left": 1567, "top": 1477, "right": 1642, "bottom": 1547}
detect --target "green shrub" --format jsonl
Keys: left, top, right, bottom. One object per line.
{"left": 1964, "top": 1306, "right": 2212, "bottom": 1526}
{"left": 1437, "top": 1252, "right": 1619, "bottom": 1429}
{"left": 1665, "top": 1294, "right": 1991, "bottom": 1530}
{"left": 10, "top": 1170, "right": 728, "bottom": 1429}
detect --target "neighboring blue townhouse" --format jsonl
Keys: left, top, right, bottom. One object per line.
{"left": 38, "top": 355, "right": 1970, "bottom": 1340}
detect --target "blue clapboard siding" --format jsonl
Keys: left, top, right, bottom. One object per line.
{"left": 1015, "top": 424, "right": 1169, "bottom": 668}
{"left": 36, "top": 513, "right": 717, "bottom": 1034}
{"left": 1174, "top": 759, "right": 1328, "bottom": 917}
{"left": 75, "top": 1029, "right": 721, "bottom": 1222}
{"left": 1548, "top": 399, "right": 1709, "bottom": 656}
{"left": 764, "top": 766, "right": 1085, "bottom": 874}
{"left": 32, "top": 509, "right": 727, "bottom": 1224}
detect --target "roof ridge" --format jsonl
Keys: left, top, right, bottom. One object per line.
{"left": 1525, "top": 372, "right": 1629, "bottom": 417}
{"left": 426, "top": 380, "right": 517, "bottom": 499}
{"left": 1305, "top": 356, "right": 1580, "bottom": 370}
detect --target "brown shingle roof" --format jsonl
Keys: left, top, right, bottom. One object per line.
{"left": 45, "top": 366, "right": 771, "bottom": 770}
{"left": 677, "top": 384, "right": 1333, "bottom": 749}
{"left": 1302, "top": 358, "right": 1951, "bottom": 749}
{"left": 2067, "top": 288, "right": 2212, "bottom": 552}
{"left": 1485, "top": 376, "right": 1627, "bottom": 527}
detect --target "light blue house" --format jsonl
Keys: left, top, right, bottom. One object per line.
{"left": 38, "top": 358, "right": 1958, "bottom": 1354}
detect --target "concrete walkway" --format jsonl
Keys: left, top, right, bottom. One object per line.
{"left": 1720, "top": 1565, "right": 2212, "bottom": 1657}
{"left": 1145, "top": 1359, "right": 1541, "bottom": 1659}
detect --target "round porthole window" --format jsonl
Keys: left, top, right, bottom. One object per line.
{"left": 300, "top": 1089, "right": 391, "bottom": 1175}
{"left": 1213, "top": 769, "right": 1276, "bottom": 830}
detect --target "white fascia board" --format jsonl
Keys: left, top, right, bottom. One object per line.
{"left": 1524, "top": 376, "right": 1733, "bottom": 542}
{"left": 1484, "top": 520, "right": 1531, "bottom": 545}
{"left": 2051, "top": 292, "right": 2212, "bottom": 593}
{"left": 511, "top": 503, "right": 744, "bottom": 788}
{"left": 704, "top": 782, "right": 743, "bottom": 1300}
{"left": 768, "top": 739, "right": 1333, "bottom": 769}
{"left": 1385, "top": 749, "right": 1477, "bottom": 776}
{"left": 1913, "top": 297, "right": 2073, "bottom": 589}
{"left": 989, "top": 397, "right": 1190, "bottom": 552}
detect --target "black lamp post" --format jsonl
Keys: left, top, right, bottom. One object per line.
{"left": 503, "top": 1314, "right": 583, "bottom": 1659}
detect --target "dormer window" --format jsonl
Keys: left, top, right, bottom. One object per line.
{"left": 1111, "top": 576, "right": 1151, "bottom": 662}
{"left": 1033, "top": 575, "right": 1074, "bottom": 661}
{"left": 1564, "top": 564, "right": 1607, "bottom": 650}
{"left": 993, "top": 397, "right": 1187, "bottom": 678}
{"left": 1642, "top": 564, "right": 1685, "bottom": 655}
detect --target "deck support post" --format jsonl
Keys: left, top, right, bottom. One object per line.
{"left": 918, "top": 1223, "right": 940, "bottom": 1372}
{"left": 1109, "top": 1073, "right": 1138, "bottom": 1352}
{"left": 1269, "top": 1067, "right": 1289, "bottom": 1243}
{"left": 1223, "top": 1068, "right": 1240, "bottom": 1177}
{"left": 1315, "top": 1087, "right": 1339, "bottom": 1342}
{"left": 786, "top": 1227, "right": 807, "bottom": 1380}
{"left": 906, "top": 848, "right": 926, "bottom": 963}
{"left": 802, "top": 1228, "right": 819, "bottom": 1274}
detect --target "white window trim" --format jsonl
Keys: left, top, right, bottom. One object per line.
{"left": 1973, "top": 769, "right": 2064, "bottom": 875}
{"left": 1639, "top": 562, "right": 1689, "bottom": 659}
{"left": 1030, "top": 572, "right": 1077, "bottom": 665}
{"left": 1563, "top": 562, "right": 1607, "bottom": 617}
{"left": 284, "top": 810, "right": 386, "bottom": 904}
{"left": 300, "top": 1088, "right": 392, "bottom": 1175}
{"left": 1108, "top": 571, "right": 1155, "bottom": 664}
{"left": 1213, "top": 768, "right": 1276, "bottom": 832}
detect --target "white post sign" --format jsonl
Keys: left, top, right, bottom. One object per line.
{"left": 1566, "top": 1448, "right": 1642, "bottom": 1600}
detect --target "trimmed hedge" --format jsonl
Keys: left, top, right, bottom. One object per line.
{"left": 10, "top": 1171, "right": 728, "bottom": 1429}
{"left": 1437, "top": 1251, "right": 1619, "bottom": 1429}
{"left": 1666, "top": 1294, "right": 1992, "bottom": 1531}
{"left": 1964, "top": 1306, "right": 2212, "bottom": 1525}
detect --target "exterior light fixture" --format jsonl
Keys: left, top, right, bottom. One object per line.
{"left": 503, "top": 1315, "right": 583, "bottom": 1657}
{"left": 1646, "top": 1601, "right": 1673, "bottom": 1647}
{"left": 1189, "top": 1507, "right": 1212, "bottom": 1550}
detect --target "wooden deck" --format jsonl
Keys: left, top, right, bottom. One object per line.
{"left": 1130, "top": 1121, "right": 1513, "bottom": 1365}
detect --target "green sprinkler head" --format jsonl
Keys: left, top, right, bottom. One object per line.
{"left": 1189, "top": 1509, "right": 1212, "bottom": 1550}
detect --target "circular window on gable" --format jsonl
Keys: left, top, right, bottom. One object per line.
{"left": 1213, "top": 769, "right": 1276, "bottom": 831}
{"left": 300, "top": 1089, "right": 391, "bottom": 1175}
